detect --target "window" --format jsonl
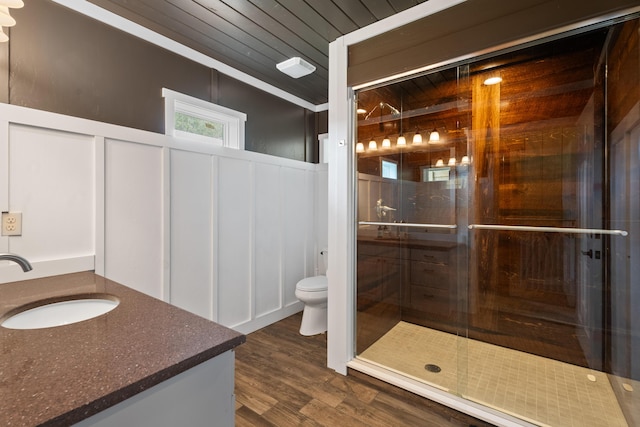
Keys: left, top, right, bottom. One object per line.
{"left": 162, "top": 88, "right": 246, "bottom": 149}
{"left": 174, "top": 110, "right": 224, "bottom": 140}
{"left": 381, "top": 159, "right": 398, "bottom": 179}
{"left": 422, "top": 166, "right": 450, "bottom": 182}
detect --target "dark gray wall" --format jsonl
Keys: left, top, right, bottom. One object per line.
{"left": 216, "top": 74, "right": 316, "bottom": 162}
{"left": 2, "top": 0, "right": 322, "bottom": 162}
{"left": 8, "top": 0, "right": 211, "bottom": 133}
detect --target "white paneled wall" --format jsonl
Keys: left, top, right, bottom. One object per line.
{"left": 0, "top": 104, "right": 327, "bottom": 335}
{"left": 104, "top": 139, "right": 165, "bottom": 300}
{"left": 1, "top": 124, "right": 95, "bottom": 282}
{"left": 217, "top": 157, "right": 253, "bottom": 327}
{"left": 171, "top": 149, "right": 321, "bottom": 334}
{"left": 254, "top": 162, "right": 284, "bottom": 318}
{"left": 170, "top": 150, "right": 214, "bottom": 319}
{"left": 9, "top": 125, "right": 95, "bottom": 259}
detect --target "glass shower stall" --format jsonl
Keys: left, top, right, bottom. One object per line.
{"left": 354, "top": 16, "right": 639, "bottom": 427}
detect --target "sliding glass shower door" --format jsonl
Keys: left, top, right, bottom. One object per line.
{"left": 355, "top": 65, "right": 471, "bottom": 397}
{"left": 354, "top": 15, "right": 639, "bottom": 427}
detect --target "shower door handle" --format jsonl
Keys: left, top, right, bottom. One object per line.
{"left": 581, "top": 249, "right": 593, "bottom": 258}
{"left": 468, "top": 224, "right": 628, "bottom": 236}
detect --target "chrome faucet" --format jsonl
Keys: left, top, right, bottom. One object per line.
{"left": 0, "top": 253, "right": 33, "bottom": 272}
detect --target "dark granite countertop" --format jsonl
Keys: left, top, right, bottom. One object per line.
{"left": 0, "top": 271, "right": 246, "bottom": 426}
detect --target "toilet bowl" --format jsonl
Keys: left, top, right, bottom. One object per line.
{"left": 295, "top": 273, "right": 328, "bottom": 336}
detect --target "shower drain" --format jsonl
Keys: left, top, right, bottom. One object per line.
{"left": 424, "top": 364, "right": 442, "bottom": 373}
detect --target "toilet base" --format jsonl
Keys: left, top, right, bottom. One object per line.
{"left": 299, "top": 303, "right": 327, "bottom": 336}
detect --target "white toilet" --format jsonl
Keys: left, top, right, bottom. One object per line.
{"left": 295, "top": 251, "right": 328, "bottom": 336}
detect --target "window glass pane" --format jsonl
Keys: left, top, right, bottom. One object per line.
{"left": 422, "top": 167, "right": 450, "bottom": 182}
{"left": 174, "top": 111, "right": 224, "bottom": 140}
{"left": 381, "top": 160, "right": 397, "bottom": 179}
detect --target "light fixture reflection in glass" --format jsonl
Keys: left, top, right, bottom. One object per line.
{"left": 0, "top": 0, "right": 23, "bottom": 43}
{"left": 396, "top": 135, "right": 406, "bottom": 146}
{"left": 461, "top": 155, "right": 470, "bottom": 165}
{"left": 0, "top": 6, "right": 16, "bottom": 26}
{"left": 382, "top": 137, "right": 391, "bottom": 148}
{"left": 435, "top": 159, "right": 444, "bottom": 167}
{"left": 368, "top": 140, "right": 378, "bottom": 151}
{"left": 0, "top": 0, "right": 25, "bottom": 7}
{"left": 356, "top": 108, "right": 367, "bottom": 115}
{"left": 429, "top": 129, "right": 440, "bottom": 142}
{"left": 483, "top": 76, "right": 502, "bottom": 85}
{"left": 412, "top": 132, "right": 422, "bottom": 144}
{"left": 448, "top": 157, "right": 456, "bottom": 166}
{"left": 356, "top": 142, "right": 365, "bottom": 153}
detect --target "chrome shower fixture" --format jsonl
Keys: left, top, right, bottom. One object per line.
{"left": 364, "top": 102, "right": 401, "bottom": 120}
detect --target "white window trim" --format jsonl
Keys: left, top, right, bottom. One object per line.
{"left": 162, "top": 88, "right": 246, "bottom": 149}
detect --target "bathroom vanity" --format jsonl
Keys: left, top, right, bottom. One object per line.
{"left": 356, "top": 236, "right": 460, "bottom": 352}
{"left": 0, "top": 271, "right": 245, "bottom": 426}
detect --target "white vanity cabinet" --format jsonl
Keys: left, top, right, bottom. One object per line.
{"left": 75, "top": 351, "right": 236, "bottom": 427}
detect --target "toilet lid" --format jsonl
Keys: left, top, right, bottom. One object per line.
{"left": 296, "top": 275, "right": 328, "bottom": 292}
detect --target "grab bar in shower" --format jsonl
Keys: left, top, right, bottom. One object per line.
{"left": 468, "top": 224, "right": 628, "bottom": 236}
{"left": 359, "top": 221, "right": 457, "bottom": 229}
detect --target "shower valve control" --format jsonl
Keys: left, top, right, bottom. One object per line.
{"left": 581, "top": 249, "right": 593, "bottom": 258}
{"left": 580, "top": 249, "right": 601, "bottom": 260}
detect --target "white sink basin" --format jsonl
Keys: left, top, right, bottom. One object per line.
{"left": 1, "top": 295, "right": 119, "bottom": 330}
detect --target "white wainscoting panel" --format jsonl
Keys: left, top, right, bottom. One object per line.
{"left": 253, "top": 162, "right": 283, "bottom": 318}
{"left": 104, "top": 139, "right": 164, "bottom": 299}
{"left": 282, "top": 167, "right": 315, "bottom": 307}
{"left": 216, "top": 156, "right": 253, "bottom": 328}
{"left": 168, "top": 150, "right": 319, "bottom": 334}
{"left": 3, "top": 124, "right": 95, "bottom": 281}
{"left": 0, "top": 103, "right": 326, "bottom": 337}
{"left": 170, "top": 149, "right": 214, "bottom": 319}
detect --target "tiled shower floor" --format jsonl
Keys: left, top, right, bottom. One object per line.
{"left": 358, "top": 322, "right": 633, "bottom": 427}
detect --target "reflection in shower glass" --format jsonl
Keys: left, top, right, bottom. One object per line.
{"left": 381, "top": 159, "right": 398, "bottom": 180}
{"left": 354, "top": 17, "right": 639, "bottom": 427}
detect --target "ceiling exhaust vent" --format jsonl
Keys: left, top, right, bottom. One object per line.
{"left": 276, "top": 57, "right": 316, "bottom": 78}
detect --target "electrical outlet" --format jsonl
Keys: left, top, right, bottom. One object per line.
{"left": 1, "top": 212, "right": 22, "bottom": 236}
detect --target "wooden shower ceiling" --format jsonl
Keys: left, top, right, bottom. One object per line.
{"left": 355, "top": 27, "right": 608, "bottom": 143}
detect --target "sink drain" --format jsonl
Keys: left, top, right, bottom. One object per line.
{"left": 424, "top": 364, "right": 442, "bottom": 373}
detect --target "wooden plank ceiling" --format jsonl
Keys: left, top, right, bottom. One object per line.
{"left": 355, "top": 27, "right": 609, "bottom": 144}
{"left": 86, "top": 0, "right": 428, "bottom": 106}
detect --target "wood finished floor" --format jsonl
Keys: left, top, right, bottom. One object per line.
{"left": 234, "top": 313, "right": 494, "bottom": 427}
